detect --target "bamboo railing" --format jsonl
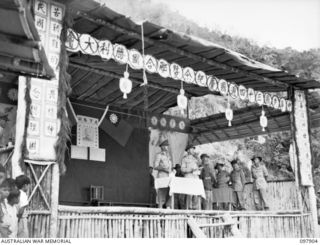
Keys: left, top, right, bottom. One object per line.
{"left": 55, "top": 206, "right": 312, "bottom": 238}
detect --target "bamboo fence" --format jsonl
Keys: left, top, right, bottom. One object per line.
{"left": 54, "top": 205, "right": 312, "bottom": 238}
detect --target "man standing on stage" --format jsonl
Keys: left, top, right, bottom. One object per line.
{"left": 154, "top": 139, "right": 172, "bottom": 208}
{"left": 251, "top": 155, "right": 270, "bottom": 210}
{"left": 181, "top": 144, "right": 200, "bottom": 209}
{"left": 230, "top": 159, "right": 246, "bottom": 210}
{"left": 199, "top": 154, "right": 215, "bottom": 210}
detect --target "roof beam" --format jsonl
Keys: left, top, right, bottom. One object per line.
{"left": 72, "top": 10, "right": 289, "bottom": 89}
{"left": 69, "top": 61, "right": 182, "bottom": 95}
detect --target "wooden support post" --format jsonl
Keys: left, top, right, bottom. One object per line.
{"left": 11, "top": 76, "right": 27, "bottom": 178}
{"left": 50, "top": 163, "right": 60, "bottom": 237}
{"left": 291, "top": 89, "right": 319, "bottom": 237}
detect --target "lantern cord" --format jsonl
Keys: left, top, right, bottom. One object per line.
{"left": 141, "top": 21, "right": 148, "bottom": 86}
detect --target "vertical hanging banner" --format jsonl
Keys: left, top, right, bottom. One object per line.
{"left": 294, "top": 90, "right": 313, "bottom": 186}
{"left": 25, "top": 0, "right": 65, "bottom": 160}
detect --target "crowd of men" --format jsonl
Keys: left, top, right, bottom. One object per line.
{"left": 150, "top": 139, "right": 270, "bottom": 211}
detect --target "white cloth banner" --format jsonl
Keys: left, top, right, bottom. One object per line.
{"left": 155, "top": 176, "right": 206, "bottom": 198}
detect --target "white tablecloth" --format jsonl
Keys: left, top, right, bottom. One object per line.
{"left": 155, "top": 176, "right": 205, "bottom": 198}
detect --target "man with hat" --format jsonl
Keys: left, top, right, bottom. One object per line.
{"left": 154, "top": 139, "right": 172, "bottom": 208}
{"left": 230, "top": 159, "right": 246, "bottom": 210}
{"left": 181, "top": 144, "right": 200, "bottom": 209}
{"left": 199, "top": 154, "right": 216, "bottom": 210}
{"left": 213, "top": 161, "right": 233, "bottom": 210}
{"left": 251, "top": 155, "right": 269, "bottom": 210}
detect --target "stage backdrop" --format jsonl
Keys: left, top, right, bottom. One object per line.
{"left": 59, "top": 103, "right": 150, "bottom": 206}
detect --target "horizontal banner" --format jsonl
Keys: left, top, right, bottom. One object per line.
{"left": 65, "top": 29, "right": 292, "bottom": 113}
{"left": 147, "top": 113, "right": 190, "bottom": 133}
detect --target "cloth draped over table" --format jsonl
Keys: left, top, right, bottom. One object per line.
{"left": 149, "top": 128, "right": 188, "bottom": 172}
{"left": 154, "top": 176, "right": 206, "bottom": 199}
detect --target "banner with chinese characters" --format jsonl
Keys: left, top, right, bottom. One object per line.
{"left": 65, "top": 29, "right": 293, "bottom": 112}
{"left": 148, "top": 113, "right": 190, "bottom": 133}
{"left": 25, "top": 0, "right": 64, "bottom": 160}
{"left": 294, "top": 90, "right": 313, "bottom": 186}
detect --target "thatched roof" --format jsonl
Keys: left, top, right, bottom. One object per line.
{"left": 0, "top": 0, "right": 54, "bottom": 79}
{"left": 65, "top": 0, "right": 320, "bottom": 115}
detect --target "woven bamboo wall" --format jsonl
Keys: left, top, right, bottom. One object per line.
{"left": 243, "top": 181, "right": 301, "bottom": 210}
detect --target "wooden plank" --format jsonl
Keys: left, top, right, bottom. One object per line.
{"left": 187, "top": 217, "right": 206, "bottom": 238}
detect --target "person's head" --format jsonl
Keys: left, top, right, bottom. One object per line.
{"left": 0, "top": 165, "right": 6, "bottom": 185}
{"left": 186, "top": 145, "right": 195, "bottom": 155}
{"left": 200, "top": 154, "right": 210, "bottom": 165}
{"left": 252, "top": 156, "right": 262, "bottom": 166}
{"left": 215, "top": 163, "right": 224, "bottom": 172}
{"left": 15, "top": 175, "right": 31, "bottom": 193}
{"left": 159, "top": 140, "right": 169, "bottom": 152}
{"left": 7, "top": 189, "right": 20, "bottom": 206}
{"left": 0, "top": 179, "right": 11, "bottom": 201}
{"left": 231, "top": 160, "right": 240, "bottom": 171}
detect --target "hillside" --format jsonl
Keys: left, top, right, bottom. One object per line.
{"left": 100, "top": 0, "right": 320, "bottom": 185}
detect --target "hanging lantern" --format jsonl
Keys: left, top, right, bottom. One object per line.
{"left": 119, "top": 70, "right": 132, "bottom": 99}
{"left": 177, "top": 88, "right": 188, "bottom": 114}
{"left": 225, "top": 102, "right": 233, "bottom": 126}
{"left": 260, "top": 108, "right": 268, "bottom": 132}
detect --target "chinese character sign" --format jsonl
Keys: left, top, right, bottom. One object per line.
{"left": 24, "top": 0, "right": 65, "bottom": 160}
{"left": 294, "top": 90, "right": 313, "bottom": 186}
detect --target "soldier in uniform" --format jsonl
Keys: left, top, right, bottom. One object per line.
{"left": 230, "top": 159, "right": 246, "bottom": 210}
{"left": 181, "top": 144, "right": 200, "bottom": 209}
{"left": 199, "top": 154, "right": 216, "bottom": 210}
{"left": 251, "top": 155, "right": 269, "bottom": 210}
{"left": 154, "top": 139, "right": 172, "bottom": 208}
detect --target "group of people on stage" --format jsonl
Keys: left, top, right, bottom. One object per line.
{"left": 150, "top": 139, "right": 270, "bottom": 211}
{"left": 0, "top": 165, "right": 30, "bottom": 238}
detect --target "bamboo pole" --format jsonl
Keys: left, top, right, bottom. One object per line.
{"left": 49, "top": 163, "right": 60, "bottom": 237}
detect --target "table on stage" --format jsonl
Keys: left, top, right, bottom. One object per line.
{"left": 155, "top": 176, "right": 206, "bottom": 210}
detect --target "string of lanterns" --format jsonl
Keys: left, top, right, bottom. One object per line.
{"left": 66, "top": 28, "right": 291, "bottom": 131}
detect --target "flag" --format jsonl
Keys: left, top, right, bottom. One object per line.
{"left": 100, "top": 111, "right": 133, "bottom": 147}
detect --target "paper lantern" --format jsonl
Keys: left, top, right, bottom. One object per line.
{"left": 170, "top": 63, "right": 183, "bottom": 80}
{"left": 144, "top": 55, "right": 157, "bottom": 73}
{"left": 238, "top": 85, "right": 247, "bottom": 100}
{"left": 229, "top": 83, "right": 238, "bottom": 99}
{"left": 248, "top": 88, "right": 255, "bottom": 103}
{"left": 260, "top": 109, "right": 268, "bottom": 132}
{"left": 207, "top": 76, "right": 218, "bottom": 91}
{"left": 158, "top": 59, "right": 170, "bottom": 78}
{"left": 264, "top": 93, "right": 272, "bottom": 107}
{"left": 280, "top": 98, "right": 287, "bottom": 112}
{"left": 98, "top": 40, "right": 113, "bottom": 60}
{"left": 128, "top": 49, "right": 143, "bottom": 69}
{"left": 113, "top": 44, "right": 129, "bottom": 64}
{"left": 65, "top": 29, "right": 79, "bottom": 52}
{"left": 195, "top": 71, "right": 207, "bottom": 87}
{"left": 225, "top": 103, "right": 233, "bottom": 126}
{"left": 287, "top": 100, "right": 293, "bottom": 112}
{"left": 256, "top": 91, "right": 264, "bottom": 106}
{"left": 119, "top": 71, "right": 132, "bottom": 99}
{"left": 272, "top": 96, "right": 280, "bottom": 109}
{"left": 79, "top": 34, "right": 98, "bottom": 55}
{"left": 218, "top": 79, "right": 228, "bottom": 95}
{"left": 177, "top": 88, "right": 188, "bottom": 114}
{"left": 183, "top": 67, "right": 195, "bottom": 84}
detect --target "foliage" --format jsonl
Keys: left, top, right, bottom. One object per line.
{"left": 101, "top": 0, "right": 320, "bottom": 183}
